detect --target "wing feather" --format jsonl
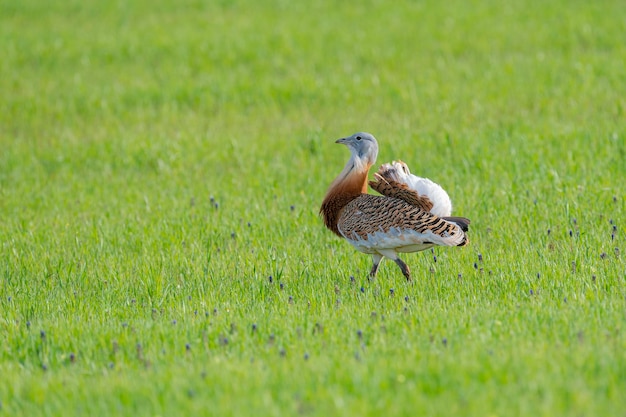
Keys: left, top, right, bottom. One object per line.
{"left": 368, "top": 172, "right": 434, "bottom": 212}
{"left": 337, "top": 195, "right": 468, "bottom": 253}
{"left": 369, "top": 161, "right": 453, "bottom": 217}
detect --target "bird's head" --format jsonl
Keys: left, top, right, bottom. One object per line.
{"left": 336, "top": 132, "right": 379, "bottom": 167}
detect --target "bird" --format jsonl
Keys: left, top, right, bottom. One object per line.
{"left": 320, "top": 132, "right": 470, "bottom": 281}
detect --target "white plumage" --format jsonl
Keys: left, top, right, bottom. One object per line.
{"left": 375, "top": 161, "right": 453, "bottom": 217}
{"left": 343, "top": 226, "right": 460, "bottom": 255}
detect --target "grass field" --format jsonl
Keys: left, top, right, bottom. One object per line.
{"left": 1, "top": 0, "right": 625, "bottom": 415}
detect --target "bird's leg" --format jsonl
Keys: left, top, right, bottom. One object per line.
{"left": 369, "top": 254, "right": 383, "bottom": 279}
{"left": 393, "top": 257, "right": 411, "bottom": 281}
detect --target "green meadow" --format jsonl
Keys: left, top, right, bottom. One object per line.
{"left": 1, "top": 0, "right": 625, "bottom": 415}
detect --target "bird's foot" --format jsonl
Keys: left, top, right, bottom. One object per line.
{"left": 394, "top": 258, "right": 411, "bottom": 281}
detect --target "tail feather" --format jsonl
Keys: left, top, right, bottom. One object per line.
{"left": 372, "top": 161, "right": 453, "bottom": 217}
{"left": 369, "top": 173, "right": 434, "bottom": 213}
{"left": 371, "top": 161, "right": 471, "bottom": 247}
{"left": 442, "top": 216, "right": 471, "bottom": 232}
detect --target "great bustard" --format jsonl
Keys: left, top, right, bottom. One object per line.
{"left": 320, "top": 132, "right": 470, "bottom": 281}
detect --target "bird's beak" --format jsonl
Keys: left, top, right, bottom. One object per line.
{"left": 335, "top": 137, "right": 347, "bottom": 144}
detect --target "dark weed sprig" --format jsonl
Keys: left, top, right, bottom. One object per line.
{"left": 210, "top": 196, "right": 219, "bottom": 210}
{"left": 474, "top": 255, "right": 484, "bottom": 274}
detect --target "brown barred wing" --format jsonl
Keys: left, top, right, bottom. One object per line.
{"left": 337, "top": 195, "right": 468, "bottom": 250}
{"left": 369, "top": 172, "right": 434, "bottom": 212}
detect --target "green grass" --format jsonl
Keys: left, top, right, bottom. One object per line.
{"left": 1, "top": 0, "right": 625, "bottom": 415}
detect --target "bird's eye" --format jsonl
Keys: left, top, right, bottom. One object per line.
{"left": 356, "top": 136, "right": 362, "bottom": 140}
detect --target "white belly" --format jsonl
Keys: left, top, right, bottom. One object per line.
{"left": 341, "top": 226, "right": 440, "bottom": 254}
